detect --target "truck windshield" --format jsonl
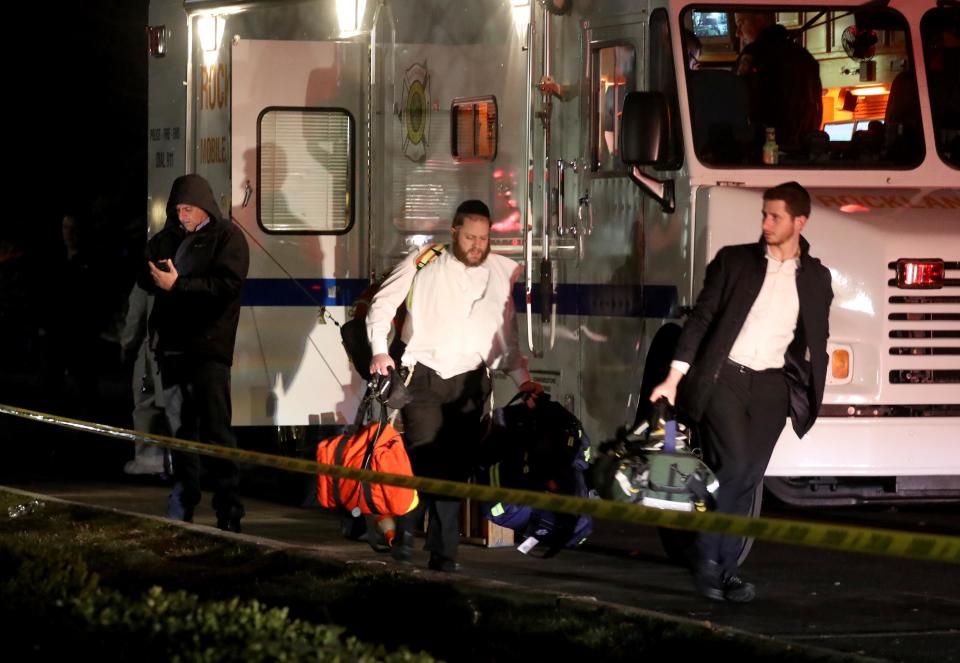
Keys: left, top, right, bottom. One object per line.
{"left": 681, "top": 6, "right": 921, "bottom": 169}
{"left": 921, "top": 6, "right": 960, "bottom": 168}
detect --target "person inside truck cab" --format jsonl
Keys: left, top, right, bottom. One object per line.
{"left": 924, "top": 16, "right": 960, "bottom": 165}
{"left": 734, "top": 11, "right": 823, "bottom": 156}
{"left": 683, "top": 29, "right": 702, "bottom": 71}
{"left": 884, "top": 19, "right": 960, "bottom": 165}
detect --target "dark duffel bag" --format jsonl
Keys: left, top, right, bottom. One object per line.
{"left": 477, "top": 393, "right": 595, "bottom": 556}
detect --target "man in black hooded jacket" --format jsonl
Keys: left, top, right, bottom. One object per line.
{"left": 140, "top": 174, "right": 249, "bottom": 532}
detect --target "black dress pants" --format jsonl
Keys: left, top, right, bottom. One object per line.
{"left": 396, "top": 364, "right": 490, "bottom": 562}
{"left": 696, "top": 359, "right": 788, "bottom": 576}
{"left": 162, "top": 355, "right": 243, "bottom": 519}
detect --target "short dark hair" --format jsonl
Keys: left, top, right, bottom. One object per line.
{"left": 682, "top": 28, "right": 702, "bottom": 55}
{"left": 763, "top": 181, "right": 811, "bottom": 218}
{"left": 452, "top": 199, "right": 491, "bottom": 227}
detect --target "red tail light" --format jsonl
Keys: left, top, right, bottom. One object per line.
{"left": 147, "top": 26, "right": 168, "bottom": 58}
{"left": 896, "top": 259, "right": 945, "bottom": 289}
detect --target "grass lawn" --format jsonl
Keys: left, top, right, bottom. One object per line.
{"left": 0, "top": 489, "right": 864, "bottom": 662}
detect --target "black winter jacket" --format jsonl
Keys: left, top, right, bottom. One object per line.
{"left": 139, "top": 175, "right": 249, "bottom": 365}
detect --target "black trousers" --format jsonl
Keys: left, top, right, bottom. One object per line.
{"left": 396, "top": 364, "right": 490, "bottom": 561}
{"left": 696, "top": 359, "right": 788, "bottom": 575}
{"left": 162, "top": 355, "right": 243, "bottom": 518}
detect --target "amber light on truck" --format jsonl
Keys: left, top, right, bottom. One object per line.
{"left": 831, "top": 349, "right": 850, "bottom": 380}
{"left": 895, "top": 259, "right": 945, "bottom": 289}
{"left": 826, "top": 343, "right": 853, "bottom": 385}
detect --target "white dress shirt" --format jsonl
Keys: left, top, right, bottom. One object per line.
{"left": 672, "top": 252, "right": 799, "bottom": 375}
{"left": 366, "top": 248, "right": 530, "bottom": 385}
{"left": 728, "top": 253, "right": 799, "bottom": 369}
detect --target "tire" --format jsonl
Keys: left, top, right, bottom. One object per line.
{"left": 657, "top": 525, "right": 697, "bottom": 568}
{"left": 735, "top": 480, "right": 764, "bottom": 565}
{"left": 658, "top": 480, "right": 764, "bottom": 567}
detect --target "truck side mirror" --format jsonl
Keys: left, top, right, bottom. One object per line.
{"left": 621, "top": 91, "right": 671, "bottom": 164}
{"left": 620, "top": 91, "right": 676, "bottom": 213}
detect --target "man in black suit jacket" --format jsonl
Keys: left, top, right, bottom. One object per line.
{"left": 651, "top": 181, "right": 833, "bottom": 603}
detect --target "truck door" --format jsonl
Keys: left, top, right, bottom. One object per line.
{"left": 230, "top": 39, "right": 367, "bottom": 426}
{"left": 573, "top": 15, "right": 652, "bottom": 438}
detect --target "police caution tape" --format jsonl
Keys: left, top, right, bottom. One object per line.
{"left": 2, "top": 403, "right": 958, "bottom": 564}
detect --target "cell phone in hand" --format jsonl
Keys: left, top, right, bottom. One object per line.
{"left": 155, "top": 260, "right": 170, "bottom": 272}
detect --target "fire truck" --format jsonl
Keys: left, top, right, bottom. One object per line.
{"left": 146, "top": 0, "right": 959, "bottom": 507}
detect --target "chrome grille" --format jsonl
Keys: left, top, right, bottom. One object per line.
{"left": 886, "top": 259, "right": 960, "bottom": 385}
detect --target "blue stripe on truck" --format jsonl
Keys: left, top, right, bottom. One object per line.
{"left": 241, "top": 278, "right": 679, "bottom": 319}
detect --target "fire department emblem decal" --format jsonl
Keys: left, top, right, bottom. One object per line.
{"left": 401, "top": 61, "right": 430, "bottom": 162}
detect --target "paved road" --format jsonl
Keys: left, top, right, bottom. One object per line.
{"left": 4, "top": 476, "right": 957, "bottom": 663}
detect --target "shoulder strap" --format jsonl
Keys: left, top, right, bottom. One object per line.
{"left": 407, "top": 244, "right": 446, "bottom": 309}
{"left": 359, "top": 405, "right": 389, "bottom": 515}
{"left": 414, "top": 243, "right": 445, "bottom": 270}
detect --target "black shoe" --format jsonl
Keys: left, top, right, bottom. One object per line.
{"left": 391, "top": 531, "right": 414, "bottom": 566}
{"left": 694, "top": 561, "right": 756, "bottom": 603}
{"left": 216, "top": 507, "right": 244, "bottom": 534}
{"left": 719, "top": 574, "right": 756, "bottom": 603}
{"left": 694, "top": 560, "right": 725, "bottom": 601}
{"left": 167, "top": 506, "right": 194, "bottom": 523}
{"left": 216, "top": 516, "right": 242, "bottom": 533}
{"left": 428, "top": 554, "right": 460, "bottom": 573}
{"left": 165, "top": 484, "right": 194, "bottom": 523}
{"left": 391, "top": 548, "right": 414, "bottom": 565}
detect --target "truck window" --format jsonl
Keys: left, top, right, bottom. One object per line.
{"left": 921, "top": 7, "right": 960, "bottom": 168}
{"left": 257, "top": 107, "right": 355, "bottom": 234}
{"left": 451, "top": 96, "right": 498, "bottom": 162}
{"left": 649, "top": 9, "right": 683, "bottom": 169}
{"left": 591, "top": 44, "right": 636, "bottom": 171}
{"left": 681, "top": 5, "right": 921, "bottom": 169}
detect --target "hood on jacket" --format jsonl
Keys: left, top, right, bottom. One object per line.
{"left": 164, "top": 174, "right": 221, "bottom": 229}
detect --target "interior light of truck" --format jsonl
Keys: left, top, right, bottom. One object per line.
{"left": 147, "top": 26, "right": 168, "bottom": 58}
{"left": 198, "top": 15, "right": 226, "bottom": 52}
{"left": 839, "top": 203, "right": 870, "bottom": 213}
{"left": 827, "top": 344, "right": 853, "bottom": 385}
{"left": 511, "top": 0, "right": 530, "bottom": 40}
{"left": 896, "top": 259, "right": 945, "bottom": 289}
{"left": 850, "top": 85, "right": 888, "bottom": 96}
{"left": 337, "top": 0, "right": 367, "bottom": 36}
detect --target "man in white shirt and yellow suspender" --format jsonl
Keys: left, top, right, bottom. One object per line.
{"left": 367, "top": 200, "right": 543, "bottom": 571}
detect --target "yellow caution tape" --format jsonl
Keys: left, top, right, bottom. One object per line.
{"left": 2, "top": 403, "right": 958, "bottom": 564}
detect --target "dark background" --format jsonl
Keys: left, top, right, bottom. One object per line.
{"left": 2, "top": 2, "right": 150, "bottom": 426}
{"left": 17, "top": 2, "right": 149, "bottom": 230}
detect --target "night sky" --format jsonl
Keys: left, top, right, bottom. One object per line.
{"left": 2, "top": 2, "right": 150, "bottom": 416}
{"left": 17, "top": 1, "right": 149, "bottom": 235}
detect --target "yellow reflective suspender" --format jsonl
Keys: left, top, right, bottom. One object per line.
{"left": 415, "top": 244, "right": 445, "bottom": 269}
{"left": 406, "top": 244, "right": 445, "bottom": 309}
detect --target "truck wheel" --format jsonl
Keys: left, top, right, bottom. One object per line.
{"left": 735, "top": 480, "right": 763, "bottom": 565}
{"left": 657, "top": 525, "right": 697, "bottom": 568}
{"left": 657, "top": 481, "right": 764, "bottom": 567}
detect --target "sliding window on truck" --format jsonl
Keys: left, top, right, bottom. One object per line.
{"left": 681, "top": 5, "right": 937, "bottom": 169}
{"left": 921, "top": 6, "right": 960, "bottom": 168}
